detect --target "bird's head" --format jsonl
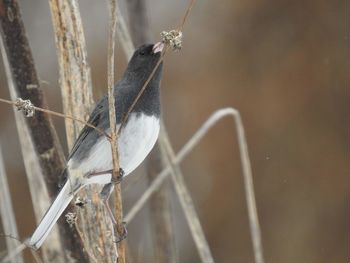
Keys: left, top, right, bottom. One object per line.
{"left": 124, "top": 42, "right": 164, "bottom": 82}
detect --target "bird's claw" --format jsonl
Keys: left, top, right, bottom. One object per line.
{"left": 111, "top": 168, "right": 125, "bottom": 184}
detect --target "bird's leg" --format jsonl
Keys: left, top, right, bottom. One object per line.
{"left": 85, "top": 168, "right": 125, "bottom": 184}
{"left": 100, "top": 183, "right": 128, "bottom": 243}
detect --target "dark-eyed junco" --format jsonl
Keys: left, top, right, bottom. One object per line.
{"left": 29, "top": 42, "right": 165, "bottom": 249}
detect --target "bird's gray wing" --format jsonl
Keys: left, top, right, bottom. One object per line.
{"left": 68, "top": 82, "right": 133, "bottom": 163}
{"left": 68, "top": 95, "right": 109, "bottom": 161}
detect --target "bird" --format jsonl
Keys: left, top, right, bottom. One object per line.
{"left": 28, "top": 42, "right": 165, "bottom": 249}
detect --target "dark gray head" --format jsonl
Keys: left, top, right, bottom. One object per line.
{"left": 123, "top": 42, "right": 164, "bottom": 85}
{"left": 115, "top": 42, "right": 164, "bottom": 119}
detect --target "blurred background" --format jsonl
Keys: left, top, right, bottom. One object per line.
{"left": 1, "top": 0, "right": 350, "bottom": 262}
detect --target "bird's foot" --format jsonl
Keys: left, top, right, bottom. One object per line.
{"left": 111, "top": 168, "right": 125, "bottom": 184}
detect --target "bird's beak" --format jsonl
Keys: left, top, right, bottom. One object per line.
{"left": 152, "top": 42, "right": 164, "bottom": 54}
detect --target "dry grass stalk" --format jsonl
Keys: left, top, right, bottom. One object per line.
{"left": 48, "top": 0, "right": 94, "bottom": 147}
{"left": 125, "top": 1, "right": 178, "bottom": 261}
{"left": 0, "top": 0, "right": 78, "bottom": 259}
{"left": 159, "top": 126, "right": 214, "bottom": 263}
{"left": 146, "top": 144, "right": 178, "bottom": 263}
{"left": 107, "top": 0, "right": 125, "bottom": 262}
{"left": 117, "top": 0, "right": 217, "bottom": 261}
{"left": 49, "top": 0, "right": 118, "bottom": 261}
{"left": 125, "top": 108, "right": 265, "bottom": 263}
{"left": 0, "top": 98, "right": 110, "bottom": 139}
{"left": 115, "top": 4, "right": 134, "bottom": 60}
{"left": 1, "top": 244, "right": 27, "bottom": 263}
{"left": 0, "top": 145, "right": 24, "bottom": 263}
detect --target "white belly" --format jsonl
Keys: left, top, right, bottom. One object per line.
{"left": 68, "top": 113, "right": 160, "bottom": 184}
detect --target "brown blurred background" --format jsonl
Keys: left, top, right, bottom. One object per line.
{"left": 1, "top": 0, "right": 350, "bottom": 262}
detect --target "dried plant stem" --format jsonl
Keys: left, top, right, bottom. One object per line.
{"left": 125, "top": 1, "right": 178, "bottom": 261}
{"left": 1, "top": 243, "right": 27, "bottom": 263}
{"left": 0, "top": 145, "right": 24, "bottom": 263}
{"left": 146, "top": 146, "right": 177, "bottom": 263}
{"left": 115, "top": 4, "right": 134, "bottom": 59}
{"left": 1, "top": 237, "right": 42, "bottom": 263}
{"left": 125, "top": 108, "right": 265, "bottom": 263}
{"left": 0, "top": 98, "right": 110, "bottom": 139}
{"left": 118, "top": 49, "right": 167, "bottom": 133}
{"left": 48, "top": 0, "right": 94, "bottom": 148}
{"left": 125, "top": 0, "right": 151, "bottom": 46}
{"left": 0, "top": 0, "right": 76, "bottom": 260}
{"left": 230, "top": 111, "right": 265, "bottom": 263}
{"left": 108, "top": 0, "right": 120, "bottom": 181}
{"left": 119, "top": 0, "right": 214, "bottom": 261}
{"left": 4, "top": 79, "right": 63, "bottom": 262}
{"left": 49, "top": 0, "right": 117, "bottom": 261}
{"left": 178, "top": 0, "right": 197, "bottom": 31}
{"left": 159, "top": 126, "right": 214, "bottom": 263}
{"left": 108, "top": 0, "right": 125, "bottom": 262}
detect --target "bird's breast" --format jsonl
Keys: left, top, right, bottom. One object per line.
{"left": 68, "top": 113, "right": 160, "bottom": 180}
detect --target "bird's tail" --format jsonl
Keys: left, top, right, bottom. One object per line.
{"left": 28, "top": 174, "right": 74, "bottom": 250}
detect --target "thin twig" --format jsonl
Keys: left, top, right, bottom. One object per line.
{"left": 0, "top": 145, "right": 24, "bottom": 263}
{"left": 118, "top": 0, "right": 215, "bottom": 261}
{"left": 124, "top": 108, "right": 265, "bottom": 263}
{"left": 125, "top": 0, "right": 151, "bottom": 46}
{"left": 115, "top": 4, "right": 134, "bottom": 59}
{"left": 0, "top": 98, "right": 110, "bottom": 140}
{"left": 107, "top": 0, "right": 125, "bottom": 262}
{"left": 117, "top": 0, "right": 198, "bottom": 130}
{"left": 118, "top": 48, "right": 168, "bottom": 133}
{"left": 125, "top": 1, "right": 178, "bottom": 261}
{"left": 108, "top": 0, "right": 120, "bottom": 180}
{"left": 146, "top": 145, "right": 177, "bottom": 263}
{"left": 159, "top": 126, "right": 214, "bottom": 263}
{"left": 177, "top": 0, "right": 197, "bottom": 31}
{"left": 124, "top": 109, "right": 235, "bottom": 221}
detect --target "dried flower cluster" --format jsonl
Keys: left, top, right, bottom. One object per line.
{"left": 15, "top": 98, "right": 35, "bottom": 117}
{"left": 65, "top": 212, "right": 77, "bottom": 227}
{"left": 161, "top": 30, "right": 183, "bottom": 50}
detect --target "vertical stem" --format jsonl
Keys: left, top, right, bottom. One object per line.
{"left": 146, "top": 145, "right": 177, "bottom": 263}
{"left": 233, "top": 113, "right": 264, "bottom": 263}
{"left": 125, "top": 0, "right": 151, "bottom": 45}
{"left": 0, "top": 145, "right": 24, "bottom": 263}
{"left": 48, "top": 0, "right": 94, "bottom": 148}
{"left": 49, "top": 0, "right": 117, "bottom": 261}
{"left": 159, "top": 126, "right": 214, "bottom": 263}
{"left": 125, "top": 1, "right": 178, "bottom": 261}
{"left": 0, "top": 0, "right": 86, "bottom": 261}
{"left": 107, "top": 1, "right": 120, "bottom": 185}
{"left": 107, "top": 1, "right": 125, "bottom": 262}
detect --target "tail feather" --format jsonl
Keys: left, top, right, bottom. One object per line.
{"left": 28, "top": 179, "right": 74, "bottom": 249}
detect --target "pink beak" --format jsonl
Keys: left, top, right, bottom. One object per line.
{"left": 152, "top": 42, "right": 164, "bottom": 54}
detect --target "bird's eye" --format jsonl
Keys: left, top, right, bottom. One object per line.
{"left": 139, "top": 50, "right": 146, "bottom": 56}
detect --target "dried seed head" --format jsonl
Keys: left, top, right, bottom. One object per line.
{"left": 161, "top": 30, "right": 183, "bottom": 51}
{"left": 65, "top": 212, "right": 77, "bottom": 227}
{"left": 15, "top": 98, "right": 35, "bottom": 117}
